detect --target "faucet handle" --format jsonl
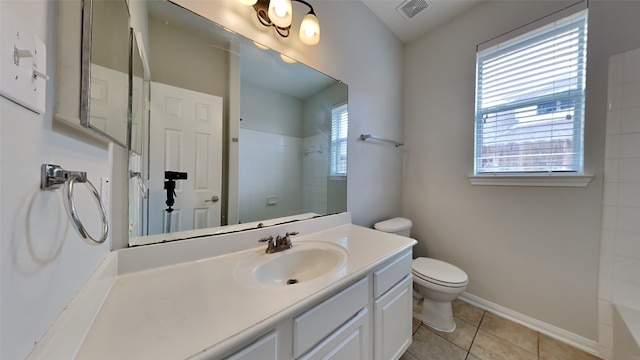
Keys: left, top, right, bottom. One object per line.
{"left": 259, "top": 236, "right": 276, "bottom": 253}
{"left": 285, "top": 231, "right": 299, "bottom": 237}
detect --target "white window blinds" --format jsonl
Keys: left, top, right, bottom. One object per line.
{"left": 474, "top": 4, "right": 588, "bottom": 174}
{"left": 331, "top": 103, "right": 348, "bottom": 177}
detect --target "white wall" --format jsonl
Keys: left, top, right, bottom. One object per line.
{"left": 240, "top": 82, "right": 303, "bottom": 137}
{"left": 0, "top": 1, "right": 112, "bottom": 359}
{"left": 600, "top": 47, "right": 640, "bottom": 359}
{"left": 172, "top": 0, "right": 405, "bottom": 227}
{"left": 403, "top": 0, "right": 640, "bottom": 345}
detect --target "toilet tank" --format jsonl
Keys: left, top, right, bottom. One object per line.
{"left": 374, "top": 217, "right": 412, "bottom": 237}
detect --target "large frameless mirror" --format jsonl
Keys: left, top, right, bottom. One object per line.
{"left": 128, "top": 1, "right": 348, "bottom": 246}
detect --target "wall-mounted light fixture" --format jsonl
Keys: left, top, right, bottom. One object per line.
{"left": 238, "top": 0, "right": 320, "bottom": 46}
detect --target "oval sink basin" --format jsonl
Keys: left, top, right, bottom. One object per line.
{"left": 234, "top": 241, "right": 348, "bottom": 287}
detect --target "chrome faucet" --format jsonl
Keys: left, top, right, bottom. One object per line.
{"left": 259, "top": 232, "right": 299, "bottom": 253}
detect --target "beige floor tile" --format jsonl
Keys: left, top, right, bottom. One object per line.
{"left": 429, "top": 317, "right": 478, "bottom": 351}
{"left": 412, "top": 317, "right": 421, "bottom": 334}
{"left": 407, "top": 325, "right": 468, "bottom": 360}
{"left": 466, "top": 354, "right": 483, "bottom": 360}
{"left": 470, "top": 329, "right": 537, "bottom": 360}
{"left": 453, "top": 299, "right": 485, "bottom": 327}
{"left": 539, "top": 333, "right": 602, "bottom": 360}
{"left": 479, "top": 312, "right": 538, "bottom": 354}
{"left": 399, "top": 350, "right": 420, "bottom": 360}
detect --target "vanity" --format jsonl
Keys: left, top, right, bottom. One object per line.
{"left": 29, "top": 213, "right": 416, "bottom": 359}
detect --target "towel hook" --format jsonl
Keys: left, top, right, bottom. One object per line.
{"left": 41, "top": 164, "right": 109, "bottom": 245}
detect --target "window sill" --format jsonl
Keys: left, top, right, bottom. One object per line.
{"left": 468, "top": 174, "right": 594, "bottom": 187}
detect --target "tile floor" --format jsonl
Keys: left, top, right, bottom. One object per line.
{"left": 400, "top": 299, "right": 602, "bottom": 360}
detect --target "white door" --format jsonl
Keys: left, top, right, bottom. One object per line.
{"left": 89, "top": 64, "right": 128, "bottom": 144}
{"left": 149, "top": 81, "right": 223, "bottom": 235}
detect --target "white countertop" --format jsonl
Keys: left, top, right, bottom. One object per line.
{"left": 72, "top": 218, "right": 415, "bottom": 359}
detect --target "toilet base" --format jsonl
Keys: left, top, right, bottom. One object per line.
{"left": 413, "top": 297, "right": 456, "bottom": 333}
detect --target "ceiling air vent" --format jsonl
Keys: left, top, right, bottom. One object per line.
{"left": 396, "top": 0, "right": 432, "bottom": 21}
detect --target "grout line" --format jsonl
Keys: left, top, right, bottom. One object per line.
{"left": 468, "top": 311, "right": 486, "bottom": 358}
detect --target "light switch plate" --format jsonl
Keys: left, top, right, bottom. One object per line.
{"left": 0, "top": 15, "right": 47, "bottom": 114}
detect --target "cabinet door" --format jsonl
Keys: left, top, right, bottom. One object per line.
{"left": 299, "top": 308, "right": 370, "bottom": 360}
{"left": 226, "top": 332, "right": 277, "bottom": 360}
{"left": 374, "top": 275, "right": 413, "bottom": 360}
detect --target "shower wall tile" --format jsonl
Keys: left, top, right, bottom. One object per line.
{"left": 620, "top": 133, "right": 640, "bottom": 158}
{"left": 239, "top": 128, "right": 303, "bottom": 223}
{"left": 617, "top": 183, "right": 640, "bottom": 208}
{"left": 620, "top": 107, "right": 640, "bottom": 134}
{"left": 599, "top": 47, "right": 640, "bottom": 358}
{"left": 619, "top": 158, "right": 640, "bottom": 182}
{"left": 605, "top": 134, "right": 620, "bottom": 159}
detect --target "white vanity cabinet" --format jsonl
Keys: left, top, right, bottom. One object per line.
{"left": 224, "top": 249, "right": 413, "bottom": 360}
{"left": 372, "top": 252, "right": 414, "bottom": 360}
{"left": 225, "top": 332, "right": 278, "bottom": 360}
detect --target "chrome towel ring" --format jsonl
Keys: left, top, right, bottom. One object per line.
{"left": 41, "top": 164, "right": 109, "bottom": 245}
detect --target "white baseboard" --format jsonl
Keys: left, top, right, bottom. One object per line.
{"left": 459, "top": 292, "right": 601, "bottom": 358}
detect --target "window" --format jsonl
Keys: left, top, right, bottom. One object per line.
{"left": 330, "top": 103, "right": 348, "bottom": 177}
{"left": 474, "top": 3, "right": 588, "bottom": 175}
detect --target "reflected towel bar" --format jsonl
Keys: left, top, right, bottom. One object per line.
{"left": 359, "top": 134, "right": 404, "bottom": 148}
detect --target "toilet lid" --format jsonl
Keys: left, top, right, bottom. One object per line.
{"left": 412, "top": 258, "right": 468, "bottom": 285}
{"left": 374, "top": 217, "right": 412, "bottom": 232}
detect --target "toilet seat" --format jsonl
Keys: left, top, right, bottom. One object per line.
{"left": 412, "top": 258, "right": 468, "bottom": 288}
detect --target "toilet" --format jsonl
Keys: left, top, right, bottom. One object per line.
{"left": 374, "top": 217, "right": 469, "bottom": 332}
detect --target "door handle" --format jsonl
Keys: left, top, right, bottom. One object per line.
{"left": 205, "top": 195, "right": 219, "bottom": 203}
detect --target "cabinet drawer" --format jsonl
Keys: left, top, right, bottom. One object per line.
{"left": 299, "top": 308, "right": 370, "bottom": 360}
{"left": 294, "top": 277, "right": 368, "bottom": 358}
{"left": 373, "top": 250, "right": 412, "bottom": 299}
{"left": 225, "top": 331, "right": 277, "bottom": 360}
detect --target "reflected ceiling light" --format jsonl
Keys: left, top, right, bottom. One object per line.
{"left": 238, "top": 0, "right": 320, "bottom": 46}
{"left": 253, "top": 41, "right": 270, "bottom": 50}
{"left": 280, "top": 54, "right": 297, "bottom": 64}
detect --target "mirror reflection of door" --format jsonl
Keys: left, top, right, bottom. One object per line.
{"left": 148, "top": 82, "right": 223, "bottom": 234}
{"left": 88, "top": 0, "right": 129, "bottom": 145}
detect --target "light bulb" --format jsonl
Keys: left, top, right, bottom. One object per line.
{"left": 275, "top": 5, "right": 287, "bottom": 17}
{"left": 299, "top": 13, "right": 320, "bottom": 46}
{"left": 268, "top": 0, "right": 292, "bottom": 28}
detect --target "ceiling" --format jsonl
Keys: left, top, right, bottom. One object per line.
{"left": 361, "top": 0, "right": 484, "bottom": 43}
